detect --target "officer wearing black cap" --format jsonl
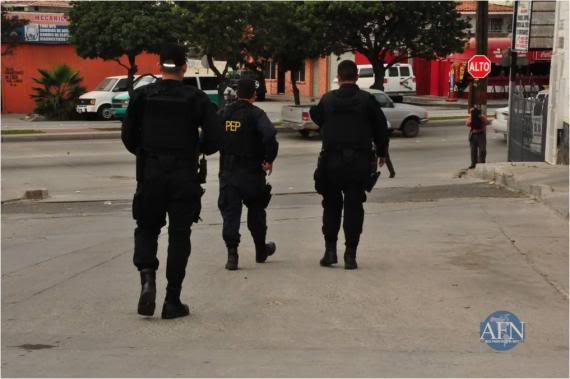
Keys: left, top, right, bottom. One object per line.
{"left": 310, "top": 60, "right": 389, "bottom": 270}
{"left": 218, "top": 79, "right": 279, "bottom": 270}
{"left": 121, "top": 44, "right": 223, "bottom": 319}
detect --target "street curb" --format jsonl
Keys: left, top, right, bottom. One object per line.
{"left": 469, "top": 163, "right": 569, "bottom": 219}
{"left": 403, "top": 97, "right": 508, "bottom": 109}
{"left": 1, "top": 122, "right": 288, "bottom": 142}
{"left": 1, "top": 131, "right": 121, "bottom": 142}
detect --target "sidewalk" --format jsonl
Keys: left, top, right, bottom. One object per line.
{"left": 403, "top": 95, "right": 508, "bottom": 109}
{"left": 469, "top": 162, "right": 569, "bottom": 219}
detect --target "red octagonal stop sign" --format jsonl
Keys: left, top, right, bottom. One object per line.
{"left": 467, "top": 55, "right": 492, "bottom": 79}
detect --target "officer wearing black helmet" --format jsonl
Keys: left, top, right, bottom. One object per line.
{"left": 310, "top": 60, "right": 389, "bottom": 270}
{"left": 121, "top": 44, "right": 222, "bottom": 319}
{"left": 218, "top": 79, "right": 279, "bottom": 270}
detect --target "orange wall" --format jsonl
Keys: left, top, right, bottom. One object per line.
{"left": 1, "top": 44, "right": 160, "bottom": 113}
{"left": 266, "top": 56, "right": 330, "bottom": 99}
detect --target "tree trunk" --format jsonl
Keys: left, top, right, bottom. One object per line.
{"left": 127, "top": 54, "right": 138, "bottom": 98}
{"left": 207, "top": 54, "right": 227, "bottom": 109}
{"left": 290, "top": 70, "right": 300, "bottom": 105}
{"left": 370, "top": 59, "right": 386, "bottom": 91}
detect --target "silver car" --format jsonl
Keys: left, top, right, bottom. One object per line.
{"left": 282, "top": 89, "right": 429, "bottom": 138}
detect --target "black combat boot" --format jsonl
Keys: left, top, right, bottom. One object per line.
{"left": 225, "top": 247, "right": 239, "bottom": 270}
{"left": 137, "top": 269, "right": 156, "bottom": 316}
{"left": 256, "top": 241, "right": 276, "bottom": 263}
{"left": 320, "top": 240, "right": 338, "bottom": 267}
{"left": 161, "top": 287, "right": 190, "bottom": 319}
{"left": 344, "top": 247, "right": 358, "bottom": 270}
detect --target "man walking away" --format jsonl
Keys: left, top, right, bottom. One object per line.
{"left": 310, "top": 60, "right": 389, "bottom": 270}
{"left": 218, "top": 79, "right": 279, "bottom": 271}
{"left": 122, "top": 44, "right": 223, "bottom": 319}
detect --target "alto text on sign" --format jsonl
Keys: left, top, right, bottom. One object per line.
{"left": 467, "top": 55, "right": 492, "bottom": 79}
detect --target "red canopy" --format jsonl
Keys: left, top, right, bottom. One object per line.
{"left": 448, "top": 37, "right": 551, "bottom": 64}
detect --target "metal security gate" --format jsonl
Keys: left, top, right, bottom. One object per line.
{"left": 508, "top": 93, "right": 548, "bottom": 162}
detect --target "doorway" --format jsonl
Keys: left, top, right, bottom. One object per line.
{"left": 277, "top": 68, "right": 285, "bottom": 94}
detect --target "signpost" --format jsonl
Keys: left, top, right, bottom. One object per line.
{"left": 467, "top": 55, "right": 492, "bottom": 79}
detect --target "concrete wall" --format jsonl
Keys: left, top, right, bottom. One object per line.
{"left": 545, "top": 0, "right": 569, "bottom": 164}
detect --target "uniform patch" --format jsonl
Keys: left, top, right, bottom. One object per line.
{"left": 225, "top": 120, "right": 241, "bottom": 132}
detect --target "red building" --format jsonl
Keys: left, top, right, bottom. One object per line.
{"left": 1, "top": 2, "right": 160, "bottom": 114}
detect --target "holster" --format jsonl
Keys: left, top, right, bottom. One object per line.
{"left": 314, "top": 151, "right": 327, "bottom": 195}
{"left": 365, "top": 150, "right": 380, "bottom": 193}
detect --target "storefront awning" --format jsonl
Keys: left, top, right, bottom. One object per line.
{"left": 448, "top": 37, "right": 551, "bottom": 64}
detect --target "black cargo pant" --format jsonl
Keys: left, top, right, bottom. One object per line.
{"left": 218, "top": 163, "right": 268, "bottom": 249}
{"left": 317, "top": 151, "right": 368, "bottom": 248}
{"left": 132, "top": 156, "right": 203, "bottom": 290}
{"left": 469, "top": 131, "right": 487, "bottom": 166}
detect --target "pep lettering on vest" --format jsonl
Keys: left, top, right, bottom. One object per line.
{"left": 225, "top": 120, "right": 241, "bottom": 132}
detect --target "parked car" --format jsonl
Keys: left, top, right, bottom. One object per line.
{"left": 282, "top": 88, "right": 428, "bottom": 138}
{"left": 332, "top": 64, "right": 416, "bottom": 96}
{"left": 491, "top": 90, "right": 548, "bottom": 142}
{"left": 491, "top": 106, "right": 509, "bottom": 141}
{"left": 110, "top": 74, "right": 220, "bottom": 119}
{"left": 76, "top": 75, "right": 131, "bottom": 120}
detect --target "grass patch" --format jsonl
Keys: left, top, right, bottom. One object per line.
{"left": 94, "top": 127, "right": 121, "bottom": 132}
{"left": 1, "top": 129, "right": 45, "bottom": 135}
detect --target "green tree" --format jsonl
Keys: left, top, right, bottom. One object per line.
{"left": 1, "top": 5, "right": 28, "bottom": 56}
{"left": 245, "top": 2, "right": 341, "bottom": 105}
{"left": 68, "top": 1, "right": 185, "bottom": 96}
{"left": 177, "top": 1, "right": 254, "bottom": 107}
{"left": 31, "top": 64, "right": 86, "bottom": 120}
{"left": 306, "top": 1, "right": 470, "bottom": 90}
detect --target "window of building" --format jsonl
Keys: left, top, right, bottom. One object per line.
{"left": 294, "top": 64, "right": 306, "bottom": 82}
{"left": 489, "top": 18, "right": 503, "bottom": 33}
{"left": 263, "top": 61, "right": 277, "bottom": 80}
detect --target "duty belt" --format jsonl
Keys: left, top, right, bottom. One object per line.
{"left": 220, "top": 154, "right": 260, "bottom": 171}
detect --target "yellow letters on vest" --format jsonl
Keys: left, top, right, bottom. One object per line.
{"left": 225, "top": 120, "right": 241, "bottom": 132}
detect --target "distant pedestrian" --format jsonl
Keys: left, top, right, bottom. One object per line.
{"left": 466, "top": 107, "right": 489, "bottom": 169}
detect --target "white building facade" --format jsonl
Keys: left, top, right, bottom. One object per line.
{"left": 545, "top": 0, "right": 569, "bottom": 164}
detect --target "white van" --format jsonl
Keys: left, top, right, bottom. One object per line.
{"left": 357, "top": 64, "right": 416, "bottom": 95}
{"left": 333, "top": 64, "right": 416, "bottom": 95}
{"left": 76, "top": 75, "right": 132, "bottom": 120}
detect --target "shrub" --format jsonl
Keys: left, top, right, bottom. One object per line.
{"left": 31, "top": 64, "right": 86, "bottom": 120}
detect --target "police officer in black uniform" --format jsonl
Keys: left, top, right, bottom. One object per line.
{"left": 218, "top": 79, "right": 279, "bottom": 270}
{"left": 121, "top": 44, "right": 222, "bottom": 319}
{"left": 310, "top": 60, "right": 389, "bottom": 270}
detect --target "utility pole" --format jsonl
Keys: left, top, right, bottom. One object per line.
{"left": 469, "top": 0, "right": 489, "bottom": 114}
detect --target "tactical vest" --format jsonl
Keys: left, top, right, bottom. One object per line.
{"left": 221, "top": 101, "right": 264, "bottom": 161}
{"left": 321, "top": 90, "right": 373, "bottom": 152}
{"left": 141, "top": 82, "right": 199, "bottom": 157}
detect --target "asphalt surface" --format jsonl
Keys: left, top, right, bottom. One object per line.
{"left": 1, "top": 121, "right": 568, "bottom": 377}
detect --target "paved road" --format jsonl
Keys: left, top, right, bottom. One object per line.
{"left": 1, "top": 102, "right": 496, "bottom": 130}
{"left": 2, "top": 122, "right": 568, "bottom": 377}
